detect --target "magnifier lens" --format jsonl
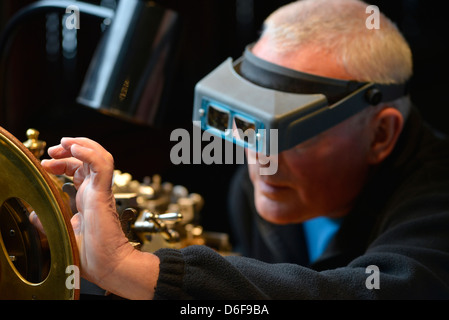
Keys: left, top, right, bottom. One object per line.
{"left": 234, "top": 117, "right": 255, "bottom": 134}
{"left": 233, "top": 116, "right": 256, "bottom": 144}
{"left": 207, "top": 105, "right": 229, "bottom": 131}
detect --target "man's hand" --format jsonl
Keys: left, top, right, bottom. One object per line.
{"left": 41, "top": 137, "right": 159, "bottom": 299}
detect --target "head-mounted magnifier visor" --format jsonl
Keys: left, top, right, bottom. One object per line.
{"left": 193, "top": 44, "right": 408, "bottom": 155}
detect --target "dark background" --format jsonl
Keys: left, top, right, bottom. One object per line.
{"left": 0, "top": 0, "right": 448, "bottom": 235}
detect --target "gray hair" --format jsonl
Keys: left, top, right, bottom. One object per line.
{"left": 261, "top": 0, "right": 413, "bottom": 118}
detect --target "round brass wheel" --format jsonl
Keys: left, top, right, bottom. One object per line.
{"left": 0, "top": 127, "right": 79, "bottom": 300}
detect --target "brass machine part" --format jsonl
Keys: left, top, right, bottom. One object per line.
{"left": 22, "top": 128, "right": 46, "bottom": 160}
{"left": 0, "top": 126, "right": 79, "bottom": 300}
{"left": 22, "top": 129, "right": 71, "bottom": 210}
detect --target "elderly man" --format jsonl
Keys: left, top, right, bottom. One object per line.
{"left": 40, "top": 0, "right": 449, "bottom": 299}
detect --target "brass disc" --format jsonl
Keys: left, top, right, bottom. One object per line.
{"left": 0, "top": 127, "right": 79, "bottom": 300}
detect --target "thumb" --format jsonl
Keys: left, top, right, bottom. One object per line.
{"left": 71, "top": 213, "right": 83, "bottom": 235}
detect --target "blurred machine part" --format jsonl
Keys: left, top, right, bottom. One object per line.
{"left": 111, "top": 170, "right": 232, "bottom": 254}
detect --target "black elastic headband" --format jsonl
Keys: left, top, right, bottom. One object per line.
{"left": 236, "top": 44, "right": 409, "bottom": 105}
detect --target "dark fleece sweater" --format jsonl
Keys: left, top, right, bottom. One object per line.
{"left": 153, "top": 107, "right": 449, "bottom": 299}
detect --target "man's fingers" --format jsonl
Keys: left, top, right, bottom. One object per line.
{"left": 47, "top": 138, "right": 93, "bottom": 160}
{"left": 70, "top": 144, "right": 114, "bottom": 188}
{"left": 41, "top": 158, "right": 83, "bottom": 176}
{"left": 47, "top": 144, "right": 73, "bottom": 159}
{"left": 60, "top": 137, "right": 109, "bottom": 156}
{"left": 54, "top": 138, "right": 113, "bottom": 168}
{"left": 44, "top": 137, "right": 114, "bottom": 189}
{"left": 47, "top": 138, "right": 113, "bottom": 171}
{"left": 49, "top": 138, "right": 109, "bottom": 159}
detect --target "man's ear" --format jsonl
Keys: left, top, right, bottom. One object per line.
{"left": 367, "top": 106, "right": 404, "bottom": 165}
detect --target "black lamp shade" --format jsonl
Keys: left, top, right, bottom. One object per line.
{"left": 77, "top": 0, "right": 179, "bottom": 126}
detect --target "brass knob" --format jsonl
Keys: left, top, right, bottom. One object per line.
{"left": 23, "top": 128, "right": 46, "bottom": 159}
